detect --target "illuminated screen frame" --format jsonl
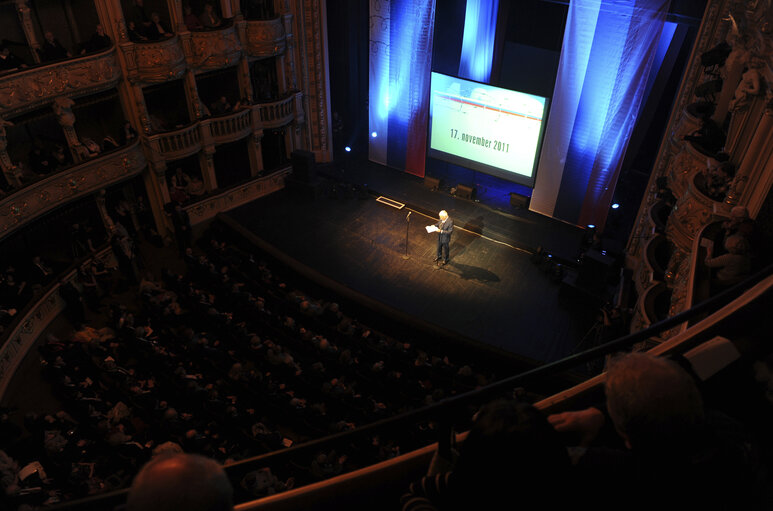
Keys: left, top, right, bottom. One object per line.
{"left": 427, "top": 72, "right": 550, "bottom": 188}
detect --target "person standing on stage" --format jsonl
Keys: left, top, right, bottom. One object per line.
{"left": 435, "top": 210, "right": 453, "bottom": 265}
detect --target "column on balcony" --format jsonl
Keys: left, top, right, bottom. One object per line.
{"left": 198, "top": 146, "right": 219, "bottom": 192}
{"left": 14, "top": 0, "right": 41, "bottom": 64}
{"left": 145, "top": 160, "right": 172, "bottom": 236}
{"left": 95, "top": 189, "right": 115, "bottom": 233}
{"left": 727, "top": 109, "right": 773, "bottom": 212}
{"left": 51, "top": 97, "right": 86, "bottom": 163}
{"left": 238, "top": 58, "right": 254, "bottom": 105}
{"left": 0, "top": 118, "right": 19, "bottom": 188}
{"left": 167, "top": 0, "right": 186, "bottom": 34}
{"left": 183, "top": 70, "right": 206, "bottom": 121}
{"left": 247, "top": 129, "right": 264, "bottom": 177}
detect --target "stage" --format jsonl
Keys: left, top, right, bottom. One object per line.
{"left": 224, "top": 162, "right": 594, "bottom": 363}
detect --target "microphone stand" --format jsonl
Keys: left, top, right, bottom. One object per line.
{"left": 402, "top": 211, "right": 411, "bottom": 260}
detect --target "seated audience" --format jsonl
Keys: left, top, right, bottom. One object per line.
{"left": 0, "top": 46, "right": 27, "bottom": 72}
{"left": 200, "top": 4, "right": 222, "bottom": 28}
{"left": 705, "top": 234, "right": 752, "bottom": 287}
{"left": 82, "top": 25, "right": 112, "bottom": 54}
{"left": 184, "top": 5, "right": 204, "bottom": 31}
{"left": 145, "top": 13, "right": 172, "bottom": 41}
{"left": 127, "top": 453, "right": 233, "bottom": 511}
{"left": 402, "top": 400, "right": 573, "bottom": 510}
{"left": 127, "top": 21, "right": 148, "bottom": 42}
{"left": 209, "top": 97, "right": 233, "bottom": 116}
{"left": 39, "top": 31, "right": 71, "bottom": 62}
{"left": 548, "top": 352, "right": 760, "bottom": 510}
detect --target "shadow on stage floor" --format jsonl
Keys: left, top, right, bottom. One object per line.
{"left": 224, "top": 163, "right": 596, "bottom": 363}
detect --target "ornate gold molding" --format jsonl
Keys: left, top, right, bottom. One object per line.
{"left": 244, "top": 17, "right": 287, "bottom": 57}
{"left": 0, "top": 48, "right": 122, "bottom": 118}
{"left": 185, "top": 168, "right": 290, "bottom": 224}
{"left": 188, "top": 26, "right": 243, "bottom": 71}
{"left": 0, "top": 142, "right": 146, "bottom": 239}
{"left": 122, "top": 37, "right": 187, "bottom": 84}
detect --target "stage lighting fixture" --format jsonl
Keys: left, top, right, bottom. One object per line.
{"left": 611, "top": 203, "right": 620, "bottom": 209}
{"left": 587, "top": 224, "right": 596, "bottom": 229}
{"left": 345, "top": 146, "right": 351, "bottom": 152}
{"left": 371, "top": 131, "right": 378, "bottom": 138}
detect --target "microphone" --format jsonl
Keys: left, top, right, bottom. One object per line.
{"left": 406, "top": 211, "right": 411, "bottom": 220}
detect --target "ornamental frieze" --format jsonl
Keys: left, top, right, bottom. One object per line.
{"left": 0, "top": 142, "right": 146, "bottom": 239}
{"left": 244, "top": 18, "right": 287, "bottom": 58}
{"left": 0, "top": 48, "right": 122, "bottom": 118}
{"left": 127, "top": 37, "right": 187, "bottom": 84}
{"left": 188, "top": 26, "right": 242, "bottom": 71}
{"left": 667, "top": 141, "right": 706, "bottom": 198}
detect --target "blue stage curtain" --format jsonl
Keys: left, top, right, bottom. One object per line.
{"left": 369, "top": 0, "right": 437, "bottom": 177}
{"left": 458, "top": 0, "right": 499, "bottom": 84}
{"left": 531, "top": 0, "right": 671, "bottom": 230}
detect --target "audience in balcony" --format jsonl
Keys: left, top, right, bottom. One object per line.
{"left": 127, "top": 21, "right": 149, "bottom": 42}
{"left": 200, "top": 4, "right": 223, "bottom": 29}
{"left": 402, "top": 400, "right": 573, "bottom": 511}
{"left": 184, "top": 5, "right": 204, "bottom": 31}
{"left": 0, "top": 45, "right": 27, "bottom": 73}
{"left": 29, "top": 138, "right": 56, "bottom": 175}
{"left": 243, "top": 0, "right": 275, "bottom": 20}
{"left": 547, "top": 352, "right": 759, "bottom": 510}
{"left": 705, "top": 234, "right": 752, "bottom": 288}
{"left": 39, "top": 32, "right": 71, "bottom": 62}
{"left": 145, "top": 12, "right": 173, "bottom": 41}
{"left": 81, "top": 24, "right": 112, "bottom": 54}
{"left": 210, "top": 96, "right": 235, "bottom": 116}
{"left": 170, "top": 168, "right": 192, "bottom": 203}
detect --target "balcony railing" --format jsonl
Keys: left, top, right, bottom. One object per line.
{"left": 0, "top": 141, "right": 146, "bottom": 239}
{"left": 145, "top": 93, "right": 302, "bottom": 159}
{"left": 122, "top": 36, "right": 186, "bottom": 84}
{"left": 187, "top": 25, "right": 242, "bottom": 71}
{"left": 243, "top": 17, "right": 286, "bottom": 58}
{"left": 206, "top": 108, "right": 252, "bottom": 144}
{"left": 255, "top": 92, "right": 297, "bottom": 128}
{"left": 0, "top": 47, "right": 122, "bottom": 118}
{"left": 146, "top": 122, "right": 202, "bottom": 160}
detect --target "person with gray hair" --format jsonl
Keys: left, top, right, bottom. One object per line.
{"left": 127, "top": 453, "right": 233, "bottom": 511}
{"left": 549, "top": 353, "right": 759, "bottom": 510}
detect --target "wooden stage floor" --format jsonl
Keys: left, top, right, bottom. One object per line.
{"left": 225, "top": 164, "right": 595, "bottom": 363}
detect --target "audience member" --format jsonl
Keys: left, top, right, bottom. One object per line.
{"left": 39, "top": 31, "right": 71, "bottom": 61}
{"left": 402, "top": 400, "right": 573, "bottom": 510}
{"left": 209, "top": 97, "right": 233, "bottom": 116}
{"left": 145, "top": 12, "right": 172, "bottom": 40}
{"left": 127, "top": 453, "right": 233, "bottom": 511}
{"left": 0, "top": 46, "right": 27, "bottom": 72}
{"left": 705, "top": 234, "right": 752, "bottom": 287}
{"left": 127, "top": 21, "right": 148, "bottom": 42}
{"left": 200, "top": 4, "right": 222, "bottom": 28}
{"left": 82, "top": 24, "right": 112, "bottom": 54}
{"left": 548, "top": 353, "right": 759, "bottom": 510}
{"left": 184, "top": 5, "right": 203, "bottom": 31}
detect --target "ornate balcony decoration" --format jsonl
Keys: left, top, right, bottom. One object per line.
{"left": 0, "top": 48, "right": 121, "bottom": 118}
{"left": 185, "top": 168, "right": 290, "bottom": 225}
{"left": 187, "top": 25, "right": 242, "bottom": 71}
{"left": 255, "top": 92, "right": 299, "bottom": 129}
{"left": 667, "top": 140, "right": 707, "bottom": 198}
{"left": 207, "top": 108, "right": 252, "bottom": 145}
{"left": 244, "top": 17, "right": 286, "bottom": 58}
{"left": 145, "top": 123, "right": 202, "bottom": 160}
{"left": 666, "top": 170, "right": 727, "bottom": 253}
{"left": 0, "top": 142, "right": 145, "bottom": 239}
{"left": 121, "top": 36, "right": 186, "bottom": 84}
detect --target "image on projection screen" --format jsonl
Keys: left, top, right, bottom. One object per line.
{"left": 428, "top": 72, "right": 549, "bottom": 187}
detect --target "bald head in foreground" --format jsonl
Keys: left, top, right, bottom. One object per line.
{"left": 127, "top": 453, "right": 234, "bottom": 511}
